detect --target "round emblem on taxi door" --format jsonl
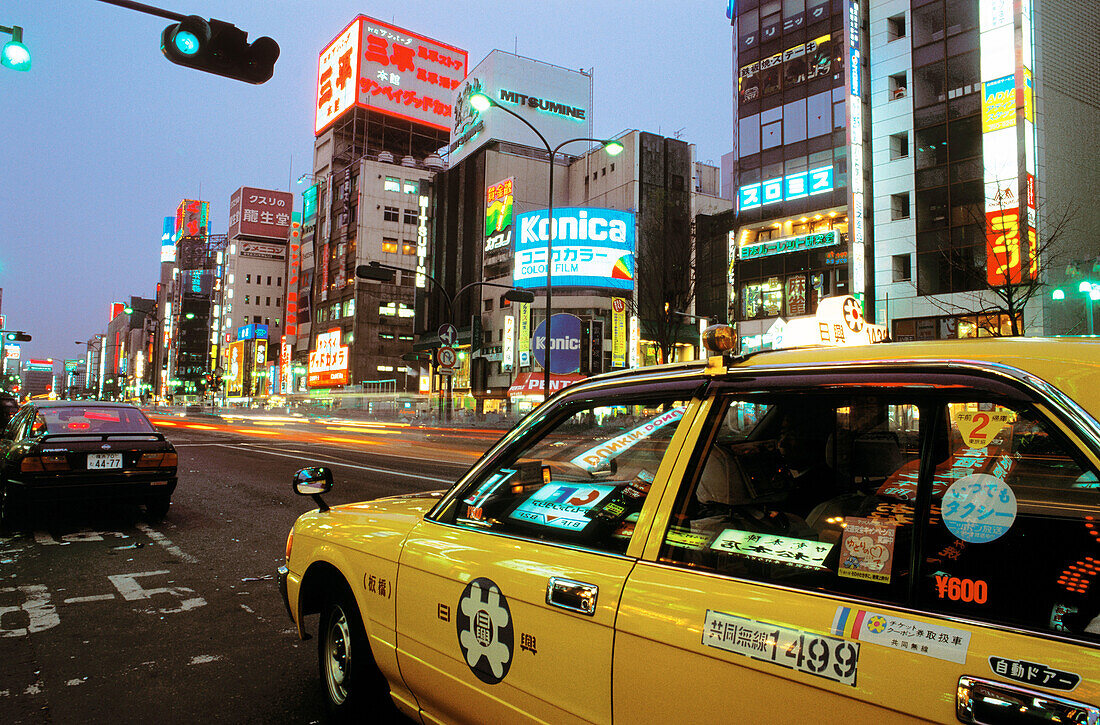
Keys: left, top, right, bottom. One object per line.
{"left": 456, "top": 577, "right": 513, "bottom": 684}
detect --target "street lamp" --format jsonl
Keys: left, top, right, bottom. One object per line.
{"left": 470, "top": 92, "right": 623, "bottom": 398}
{"left": 1051, "top": 280, "right": 1099, "bottom": 335}
{"left": 0, "top": 24, "right": 31, "bottom": 72}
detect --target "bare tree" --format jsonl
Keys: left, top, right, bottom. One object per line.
{"left": 631, "top": 188, "right": 696, "bottom": 364}
{"left": 913, "top": 193, "right": 1078, "bottom": 336}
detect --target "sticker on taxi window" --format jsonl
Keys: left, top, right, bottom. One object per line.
{"left": 711, "top": 529, "right": 833, "bottom": 569}
{"left": 831, "top": 606, "right": 971, "bottom": 663}
{"left": 953, "top": 409, "right": 1014, "bottom": 449}
{"left": 703, "top": 610, "right": 859, "bottom": 687}
{"left": 989, "top": 657, "right": 1080, "bottom": 691}
{"left": 457, "top": 577, "right": 514, "bottom": 685}
{"left": 665, "top": 527, "right": 713, "bottom": 550}
{"left": 838, "top": 518, "right": 896, "bottom": 584}
{"left": 508, "top": 483, "right": 617, "bottom": 531}
{"left": 942, "top": 473, "right": 1017, "bottom": 544}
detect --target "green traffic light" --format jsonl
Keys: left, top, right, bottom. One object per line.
{"left": 174, "top": 30, "right": 201, "bottom": 56}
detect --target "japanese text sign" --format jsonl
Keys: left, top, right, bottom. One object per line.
{"left": 228, "top": 187, "right": 293, "bottom": 242}
{"left": 315, "top": 16, "right": 467, "bottom": 135}
{"left": 513, "top": 208, "right": 636, "bottom": 291}
{"left": 308, "top": 329, "right": 349, "bottom": 387}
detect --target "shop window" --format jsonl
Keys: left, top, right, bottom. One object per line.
{"left": 382, "top": 238, "right": 398, "bottom": 254}
{"left": 383, "top": 206, "right": 400, "bottom": 222}
{"left": 437, "top": 391, "right": 693, "bottom": 555}
{"left": 891, "top": 193, "right": 911, "bottom": 221}
{"left": 887, "top": 13, "right": 906, "bottom": 41}
{"left": 659, "top": 393, "right": 922, "bottom": 604}
{"left": 403, "top": 208, "right": 418, "bottom": 225}
{"left": 742, "top": 280, "right": 784, "bottom": 319}
{"left": 384, "top": 176, "right": 401, "bottom": 192}
{"left": 892, "top": 254, "right": 912, "bottom": 282}
{"left": 890, "top": 132, "right": 909, "bottom": 160}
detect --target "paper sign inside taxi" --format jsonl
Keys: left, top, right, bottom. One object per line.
{"left": 711, "top": 529, "right": 833, "bottom": 569}
{"left": 508, "top": 483, "right": 617, "bottom": 531}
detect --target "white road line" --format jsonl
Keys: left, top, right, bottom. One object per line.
{"left": 213, "top": 443, "right": 454, "bottom": 484}
{"left": 135, "top": 523, "right": 198, "bottom": 563}
{"left": 63, "top": 594, "right": 116, "bottom": 604}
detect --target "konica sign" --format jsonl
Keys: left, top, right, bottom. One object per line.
{"left": 532, "top": 313, "right": 581, "bottom": 374}
{"left": 513, "top": 207, "right": 636, "bottom": 291}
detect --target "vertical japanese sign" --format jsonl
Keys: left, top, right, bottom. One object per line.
{"left": 228, "top": 341, "right": 245, "bottom": 394}
{"left": 175, "top": 199, "right": 209, "bottom": 240}
{"left": 285, "top": 212, "right": 302, "bottom": 338}
{"left": 611, "top": 297, "right": 627, "bottom": 368}
{"left": 280, "top": 339, "right": 292, "bottom": 395}
{"left": 502, "top": 315, "right": 515, "bottom": 372}
{"left": 484, "top": 178, "right": 514, "bottom": 256}
{"left": 629, "top": 315, "right": 640, "bottom": 368}
{"left": 228, "top": 187, "right": 293, "bottom": 241}
{"left": 518, "top": 302, "right": 530, "bottom": 366}
{"left": 416, "top": 194, "right": 429, "bottom": 289}
{"left": 844, "top": 0, "right": 866, "bottom": 307}
{"left": 315, "top": 16, "right": 468, "bottom": 136}
{"left": 161, "top": 216, "right": 176, "bottom": 263}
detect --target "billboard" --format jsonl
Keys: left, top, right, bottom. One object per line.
{"left": 175, "top": 199, "right": 209, "bottom": 239}
{"left": 449, "top": 50, "right": 593, "bottom": 165}
{"left": 228, "top": 341, "right": 246, "bottom": 394}
{"left": 532, "top": 314, "right": 581, "bottom": 374}
{"left": 738, "top": 34, "right": 835, "bottom": 102}
{"left": 161, "top": 216, "right": 176, "bottom": 264}
{"left": 611, "top": 297, "right": 627, "bottom": 368}
{"left": 238, "top": 241, "right": 287, "bottom": 260}
{"left": 513, "top": 208, "right": 636, "bottom": 291}
{"left": 228, "top": 187, "right": 294, "bottom": 241}
{"left": 484, "top": 177, "right": 514, "bottom": 257}
{"left": 308, "top": 329, "right": 349, "bottom": 387}
{"left": 315, "top": 16, "right": 467, "bottom": 135}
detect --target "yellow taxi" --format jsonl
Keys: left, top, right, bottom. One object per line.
{"left": 280, "top": 330, "right": 1100, "bottom": 724}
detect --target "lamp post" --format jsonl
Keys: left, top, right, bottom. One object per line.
{"left": 469, "top": 93, "right": 623, "bottom": 399}
{"left": 1051, "top": 280, "right": 1099, "bottom": 336}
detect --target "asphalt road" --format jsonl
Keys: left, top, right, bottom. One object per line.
{"left": 0, "top": 414, "right": 502, "bottom": 724}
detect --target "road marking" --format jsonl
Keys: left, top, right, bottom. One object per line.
{"left": 213, "top": 444, "right": 455, "bottom": 484}
{"left": 63, "top": 594, "right": 115, "bottom": 604}
{"left": 108, "top": 571, "right": 206, "bottom": 613}
{"left": 136, "top": 523, "right": 198, "bottom": 564}
{"left": 0, "top": 585, "right": 60, "bottom": 637}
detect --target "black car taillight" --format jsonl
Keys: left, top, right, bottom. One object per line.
{"left": 137, "top": 451, "right": 178, "bottom": 468}
{"left": 21, "top": 454, "right": 70, "bottom": 472}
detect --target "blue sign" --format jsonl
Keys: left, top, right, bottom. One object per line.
{"left": 513, "top": 207, "right": 635, "bottom": 291}
{"left": 532, "top": 313, "right": 581, "bottom": 374}
{"left": 509, "top": 483, "right": 617, "bottom": 531}
{"left": 738, "top": 166, "right": 835, "bottom": 210}
{"left": 237, "top": 323, "right": 269, "bottom": 341}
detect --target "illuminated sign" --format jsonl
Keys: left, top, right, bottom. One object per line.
{"left": 484, "top": 178, "right": 514, "bottom": 254}
{"left": 302, "top": 184, "right": 319, "bottom": 224}
{"left": 569, "top": 407, "right": 686, "bottom": 471}
{"left": 513, "top": 208, "right": 636, "bottom": 290}
{"left": 740, "top": 229, "right": 839, "bottom": 260}
{"left": 228, "top": 187, "right": 293, "bottom": 241}
{"left": 228, "top": 341, "right": 245, "bottom": 394}
{"left": 502, "top": 314, "right": 515, "bottom": 372}
{"left": 532, "top": 314, "right": 582, "bottom": 375}
{"left": 315, "top": 16, "right": 468, "bottom": 135}
{"left": 509, "top": 483, "right": 617, "bottom": 531}
{"left": 611, "top": 297, "right": 627, "bottom": 369}
{"left": 772, "top": 295, "right": 887, "bottom": 348}
{"left": 161, "top": 216, "right": 176, "bottom": 264}
{"left": 518, "top": 302, "right": 531, "bottom": 366}
{"left": 498, "top": 89, "right": 585, "bottom": 120}
{"left": 280, "top": 340, "right": 292, "bottom": 395}
{"left": 308, "top": 329, "right": 349, "bottom": 387}
{"left": 738, "top": 166, "right": 833, "bottom": 210}
{"left": 846, "top": 0, "right": 866, "bottom": 303}
{"left": 711, "top": 529, "right": 833, "bottom": 569}
{"left": 981, "top": 74, "right": 1015, "bottom": 132}
{"left": 237, "top": 323, "right": 269, "bottom": 341}
{"left": 238, "top": 242, "right": 287, "bottom": 260}
{"left": 285, "top": 212, "right": 302, "bottom": 338}
{"left": 175, "top": 199, "right": 209, "bottom": 240}
{"left": 416, "top": 194, "right": 429, "bottom": 288}
{"left": 738, "top": 34, "right": 834, "bottom": 102}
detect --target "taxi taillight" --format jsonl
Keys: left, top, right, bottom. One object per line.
{"left": 137, "top": 451, "right": 178, "bottom": 468}
{"left": 285, "top": 530, "right": 294, "bottom": 562}
{"left": 21, "top": 454, "right": 70, "bottom": 472}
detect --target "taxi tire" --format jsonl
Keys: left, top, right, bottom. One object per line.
{"left": 318, "top": 587, "right": 399, "bottom": 723}
{"left": 145, "top": 495, "right": 171, "bottom": 521}
{"left": 0, "top": 486, "right": 24, "bottom": 531}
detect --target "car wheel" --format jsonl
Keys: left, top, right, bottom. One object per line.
{"left": 317, "top": 587, "right": 398, "bottom": 723}
{"left": 145, "top": 495, "right": 171, "bottom": 520}
{"left": 0, "top": 485, "right": 25, "bottom": 530}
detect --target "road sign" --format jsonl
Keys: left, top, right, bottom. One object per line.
{"left": 438, "top": 323, "right": 458, "bottom": 346}
{"left": 437, "top": 346, "right": 457, "bottom": 371}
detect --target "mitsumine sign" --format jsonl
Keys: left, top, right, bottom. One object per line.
{"left": 498, "top": 88, "right": 586, "bottom": 120}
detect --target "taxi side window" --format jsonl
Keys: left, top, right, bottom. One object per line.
{"left": 660, "top": 393, "right": 922, "bottom": 603}
{"left": 916, "top": 401, "right": 1100, "bottom": 640}
{"left": 444, "top": 394, "right": 690, "bottom": 554}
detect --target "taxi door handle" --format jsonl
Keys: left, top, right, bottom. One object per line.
{"left": 957, "top": 676, "right": 1100, "bottom": 725}
{"left": 546, "top": 577, "right": 598, "bottom": 616}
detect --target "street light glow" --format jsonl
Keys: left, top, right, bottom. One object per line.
{"left": 1080, "top": 281, "right": 1093, "bottom": 293}
{"left": 470, "top": 92, "right": 492, "bottom": 112}
{"left": 1052, "top": 289, "right": 1066, "bottom": 300}
{"left": 604, "top": 140, "right": 624, "bottom": 156}
{"left": 1, "top": 26, "right": 31, "bottom": 72}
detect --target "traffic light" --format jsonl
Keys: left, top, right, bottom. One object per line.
{"left": 3, "top": 331, "right": 31, "bottom": 342}
{"left": 161, "top": 16, "right": 279, "bottom": 84}
{"left": 589, "top": 320, "right": 604, "bottom": 374}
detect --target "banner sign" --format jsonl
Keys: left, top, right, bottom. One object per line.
{"left": 739, "top": 230, "right": 839, "bottom": 260}
{"left": 513, "top": 208, "right": 636, "bottom": 291}
{"left": 611, "top": 297, "right": 627, "bottom": 368}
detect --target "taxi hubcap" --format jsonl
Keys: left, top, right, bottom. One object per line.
{"left": 325, "top": 608, "right": 351, "bottom": 704}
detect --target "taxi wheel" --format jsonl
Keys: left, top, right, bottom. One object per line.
{"left": 145, "top": 495, "right": 171, "bottom": 521}
{"left": 0, "top": 486, "right": 24, "bottom": 530}
{"left": 318, "top": 588, "right": 398, "bottom": 723}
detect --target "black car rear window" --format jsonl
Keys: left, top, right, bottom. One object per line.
{"left": 39, "top": 407, "right": 155, "bottom": 434}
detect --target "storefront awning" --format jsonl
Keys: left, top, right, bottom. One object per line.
{"left": 507, "top": 372, "right": 586, "bottom": 396}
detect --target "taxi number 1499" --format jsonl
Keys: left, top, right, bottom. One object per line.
{"left": 703, "top": 610, "right": 860, "bottom": 686}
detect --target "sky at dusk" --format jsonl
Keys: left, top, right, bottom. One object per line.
{"left": 0, "top": 0, "right": 733, "bottom": 366}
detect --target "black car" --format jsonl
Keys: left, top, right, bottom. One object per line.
{"left": 0, "top": 393, "right": 18, "bottom": 430}
{"left": 0, "top": 400, "right": 178, "bottom": 525}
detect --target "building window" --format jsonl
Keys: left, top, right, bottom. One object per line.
{"left": 889, "top": 73, "right": 908, "bottom": 100}
{"left": 892, "top": 254, "right": 912, "bottom": 282}
{"left": 379, "top": 332, "right": 395, "bottom": 340}
{"left": 397, "top": 303, "right": 415, "bottom": 319}
{"left": 266, "top": 296, "right": 271, "bottom": 306}
{"left": 484, "top": 298, "right": 494, "bottom": 312}
{"left": 244, "top": 295, "right": 250, "bottom": 304}
{"left": 403, "top": 208, "right": 418, "bottom": 225}
{"left": 267, "top": 276, "right": 272, "bottom": 285}
{"left": 887, "top": 13, "right": 906, "bottom": 41}
{"left": 890, "top": 132, "right": 909, "bottom": 160}
{"left": 610, "top": 163, "right": 615, "bottom": 172}
{"left": 403, "top": 179, "right": 419, "bottom": 194}
{"left": 383, "top": 206, "right": 400, "bottom": 222}
{"left": 379, "top": 303, "right": 397, "bottom": 316}
{"left": 891, "top": 192, "right": 911, "bottom": 220}
{"left": 382, "top": 238, "right": 398, "bottom": 254}
{"left": 384, "top": 176, "right": 401, "bottom": 192}
{"left": 245, "top": 274, "right": 251, "bottom": 283}
{"left": 402, "top": 241, "right": 416, "bottom": 255}
{"left": 398, "top": 334, "right": 413, "bottom": 341}
{"left": 275, "top": 297, "right": 281, "bottom": 307}
{"left": 276, "top": 276, "right": 282, "bottom": 286}
{"left": 254, "top": 315, "right": 262, "bottom": 324}
{"left": 343, "top": 298, "right": 355, "bottom": 317}
{"left": 343, "top": 330, "right": 353, "bottom": 344}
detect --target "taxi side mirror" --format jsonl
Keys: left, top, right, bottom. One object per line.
{"left": 293, "top": 466, "right": 333, "bottom": 512}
